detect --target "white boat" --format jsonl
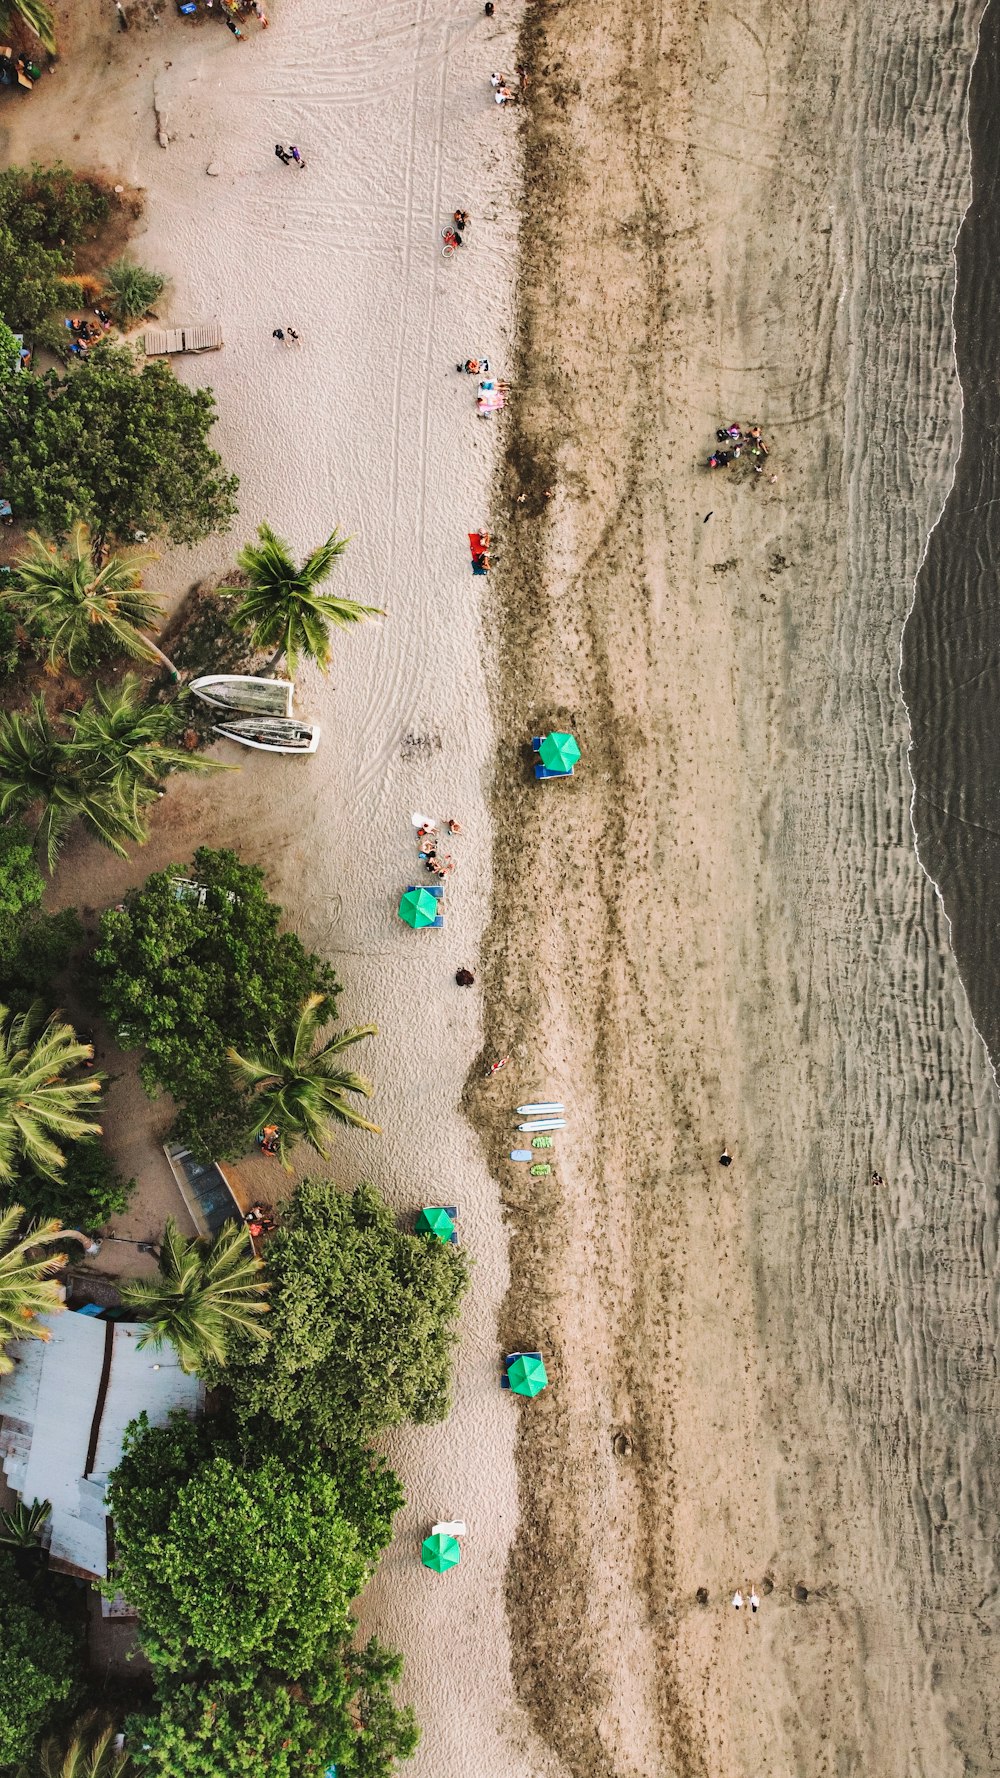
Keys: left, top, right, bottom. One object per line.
{"left": 213, "top": 716, "right": 320, "bottom": 755}
{"left": 516, "top": 1102, "right": 564, "bottom": 1114}
{"left": 517, "top": 1118, "right": 566, "bottom": 1132}
{"left": 190, "top": 675, "right": 295, "bottom": 716}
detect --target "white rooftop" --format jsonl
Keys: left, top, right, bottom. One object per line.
{"left": 0, "top": 1310, "right": 203, "bottom": 1579}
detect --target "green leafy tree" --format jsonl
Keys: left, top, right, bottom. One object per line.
{"left": 0, "top": 1002, "right": 101, "bottom": 1183}
{"left": 0, "top": 165, "right": 109, "bottom": 333}
{"left": 228, "top": 522, "right": 380, "bottom": 673}
{"left": 5, "top": 525, "right": 176, "bottom": 676}
{"left": 15, "top": 1136, "right": 134, "bottom": 1235}
{"left": 0, "top": 317, "right": 20, "bottom": 374}
{"left": 40, "top": 1711, "right": 131, "bottom": 1778}
{"left": 120, "top": 1217, "right": 268, "bottom": 1374}
{"left": 349, "top": 1639, "right": 420, "bottom": 1778}
{"left": 94, "top": 850, "right": 339, "bottom": 1160}
{"left": 0, "top": 682, "right": 220, "bottom": 871}
{"left": 0, "top": 1550, "right": 83, "bottom": 1767}
{"left": 102, "top": 257, "right": 166, "bottom": 326}
{"left": 223, "top": 1178, "right": 469, "bottom": 1448}
{"left": 0, "top": 344, "right": 238, "bottom": 548}
{"left": 0, "top": 820, "right": 44, "bottom": 940}
{"left": 126, "top": 1668, "right": 354, "bottom": 1778}
{"left": 228, "top": 993, "right": 379, "bottom": 1166}
{"left": 107, "top": 1414, "right": 371, "bottom": 1676}
{"left": 0, "top": 1204, "right": 86, "bottom": 1373}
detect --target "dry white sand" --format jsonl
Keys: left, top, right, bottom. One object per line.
{"left": 3, "top": 3, "right": 559, "bottom": 1774}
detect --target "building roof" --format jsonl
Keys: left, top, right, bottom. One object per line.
{"left": 0, "top": 1310, "right": 203, "bottom": 1579}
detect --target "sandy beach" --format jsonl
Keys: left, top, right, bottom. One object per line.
{"left": 7, "top": 0, "right": 1000, "bottom": 1771}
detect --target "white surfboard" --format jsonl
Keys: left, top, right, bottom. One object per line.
{"left": 517, "top": 1118, "right": 567, "bottom": 1132}
{"left": 516, "top": 1102, "right": 564, "bottom": 1114}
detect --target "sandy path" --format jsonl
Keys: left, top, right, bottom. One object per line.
{"left": 2, "top": 4, "right": 561, "bottom": 1776}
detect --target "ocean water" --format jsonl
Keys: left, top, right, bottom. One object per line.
{"left": 904, "top": 0, "right": 1000, "bottom": 1069}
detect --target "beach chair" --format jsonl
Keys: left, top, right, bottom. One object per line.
{"left": 432, "top": 914, "right": 444, "bottom": 927}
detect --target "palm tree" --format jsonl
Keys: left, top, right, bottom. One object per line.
{"left": 0, "top": 1002, "right": 101, "bottom": 1183}
{"left": 0, "top": 681, "right": 223, "bottom": 870}
{"left": 228, "top": 992, "right": 379, "bottom": 1167}
{"left": 39, "top": 1711, "right": 131, "bottom": 1778}
{"left": 0, "top": 0, "right": 56, "bottom": 54}
{"left": 5, "top": 525, "right": 178, "bottom": 679}
{"left": 228, "top": 522, "right": 382, "bottom": 673}
{"left": 0, "top": 1205, "right": 87, "bottom": 1376}
{"left": 120, "top": 1218, "right": 269, "bottom": 1374}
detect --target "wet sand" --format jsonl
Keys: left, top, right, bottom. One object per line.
{"left": 479, "top": 0, "right": 1000, "bottom": 1771}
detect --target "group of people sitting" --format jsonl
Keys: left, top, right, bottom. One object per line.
{"left": 243, "top": 1199, "right": 278, "bottom": 1237}
{"left": 417, "top": 817, "right": 462, "bottom": 878}
{"left": 706, "top": 422, "right": 769, "bottom": 471}
{"left": 65, "top": 310, "right": 113, "bottom": 356}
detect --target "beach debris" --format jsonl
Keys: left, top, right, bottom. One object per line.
{"left": 486, "top": 1055, "right": 509, "bottom": 1079}
{"left": 154, "top": 95, "right": 170, "bottom": 147}
{"left": 612, "top": 1429, "right": 634, "bottom": 1458}
{"left": 695, "top": 1586, "right": 709, "bottom": 1605}
{"left": 421, "top": 1532, "right": 461, "bottom": 1573}
{"left": 503, "top": 1351, "right": 548, "bottom": 1396}
{"left": 455, "top": 967, "right": 475, "bottom": 987}
{"left": 793, "top": 1584, "right": 809, "bottom": 1602}
{"left": 206, "top": 161, "right": 222, "bottom": 177}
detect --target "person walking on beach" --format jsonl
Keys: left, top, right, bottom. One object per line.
{"left": 749, "top": 1587, "right": 760, "bottom": 1615}
{"left": 732, "top": 1589, "right": 743, "bottom": 1611}
{"left": 289, "top": 145, "right": 305, "bottom": 168}
{"left": 719, "top": 1145, "right": 733, "bottom": 1167}
{"left": 275, "top": 143, "right": 292, "bottom": 164}
{"left": 287, "top": 328, "right": 300, "bottom": 345}
{"left": 272, "top": 328, "right": 285, "bottom": 342}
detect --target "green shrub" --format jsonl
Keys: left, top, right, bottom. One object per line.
{"left": 0, "top": 1549, "right": 84, "bottom": 1767}
{"left": 0, "top": 344, "right": 239, "bottom": 547}
{"left": 103, "top": 257, "right": 165, "bottom": 326}
{"left": 107, "top": 1414, "right": 373, "bottom": 1677}
{"left": 94, "top": 849, "right": 337, "bottom": 1160}
{"left": 221, "top": 1177, "right": 470, "bottom": 1448}
{"left": 0, "top": 163, "right": 109, "bottom": 333}
{"left": 16, "top": 1135, "right": 134, "bottom": 1231}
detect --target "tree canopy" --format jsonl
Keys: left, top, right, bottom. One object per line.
{"left": 0, "top": 1550, "right": 83, "bottom": 1768}
{"left": 0, "top": 344, "right": 238, "bottom": 547}
{"left": 94, "top": 849, "right": 338, "bottom": 1159}
{"left": 222, "top": 1177, "right": 470, "bottom": 1447}
{"left": 107, "top": 1413, "right": 373, "bottom": 1677}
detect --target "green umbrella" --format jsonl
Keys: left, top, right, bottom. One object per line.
{"left": 538, "top": 731, "right": 581, "bottom": 773}
{"left": 398, "top": 886, "right": 440, "bottom": 928}
{"left": 416, "top": 1206, "right": 455, "bottom": 1241}
{"left": 506, "top": 1353, "right": 548, "bottom": 1396}
{"left": 421, "top": 1532, "right": 461, "bottom": 1573}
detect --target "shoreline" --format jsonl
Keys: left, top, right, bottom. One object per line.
{"left": 484, "top": 0, "right": 1000, "bottom": 1772}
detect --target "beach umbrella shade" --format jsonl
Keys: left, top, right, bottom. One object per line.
{"left": 538, "top": 731, "right": 581, "bottom": 773}
{"left": 421, "top": 1532, "right": 461, "bottom": 1572}
{"left": 416, "top": 1206, "right": 455, "bottom": 1241}
{"left": 506, "top": 1353, "right": 548, "bottom": 1396}
{"left": 398, "top": 886, "right": 440, "bottom": 928}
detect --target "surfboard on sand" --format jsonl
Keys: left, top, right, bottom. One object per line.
{"left": 516, "top": 1102, "right": 564, "bottom": 1114}
{"left": 517, "top": 1118, "right": 567, "bottom": 1132}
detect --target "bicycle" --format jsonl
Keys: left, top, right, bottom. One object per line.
{"left": 442, "top": 227, "right": 462, "bottom": 256}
